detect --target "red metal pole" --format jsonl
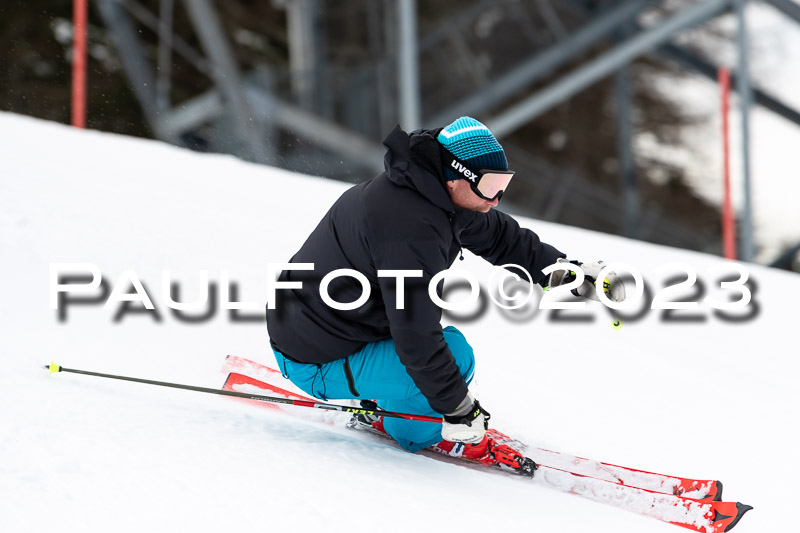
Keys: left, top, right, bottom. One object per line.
{"left": 719, "top": 67, "right": 737, "bottom": 260}
{"left": 71, "top": 0, "right": 88, "bottom": 128}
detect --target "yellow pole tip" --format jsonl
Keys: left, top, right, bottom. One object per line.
{"left": 48, "top": 363, "right": 61, "bottom": 374}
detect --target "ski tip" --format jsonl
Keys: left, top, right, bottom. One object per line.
{"left": 47, "top": 363, "right": 61, "bottom": 374}
{"left": 724, "top": 502, "right": 753, "bottom": 532}
{"left": 714, "top": 501, "right": 753, "bottom": 532}
{"left": 713, "top": 480, "right": 724, "bottom": 502}
{"left": 725, "top": 502, "right": 753, "bottom": 531}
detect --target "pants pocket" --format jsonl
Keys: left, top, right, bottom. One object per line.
{"left": 342, "top": 357, "right": 360, "bottom": 397}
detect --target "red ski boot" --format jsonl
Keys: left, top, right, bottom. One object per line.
{"left": 429, "top": 429, "right": 537, "bottom": 477}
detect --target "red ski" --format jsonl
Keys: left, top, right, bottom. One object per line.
{"left": 221, "top": 355, "right": 720, "bottom": 500}
{"left": 501, "top": 435, "right": 721, "bottom": 502}
{"left": 536, "top": 464, "right": 751, "bottom": 533}
{"left": 221, "top": 355, "right": 752, "bottom": 532}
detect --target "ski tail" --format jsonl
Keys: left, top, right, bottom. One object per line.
{"left": 223, "top": 372, "right": 315, "bottom": 401}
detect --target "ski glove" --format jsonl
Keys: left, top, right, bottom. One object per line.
{"left": 441, "top": 393, "right": 490, "bottom": 444}
{"left": 549, "top": 258, "right": 626, "bottom": 303}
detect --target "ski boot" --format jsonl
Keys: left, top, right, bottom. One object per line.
{"left": 345, "top": 400, "right": 389, "bottom": 438}
{"left": 430, "top": 428, "right": 538, "bottom": 477}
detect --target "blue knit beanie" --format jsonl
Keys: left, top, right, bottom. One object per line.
{"left": 437, "top": 116, "right": 508, "bottom": 181}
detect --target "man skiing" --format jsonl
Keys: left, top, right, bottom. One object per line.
{"left": 265, "top": 116, "right": 623, "bottom": 474}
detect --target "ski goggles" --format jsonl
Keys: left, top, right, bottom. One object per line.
{"left": 444, "top": 151, "right": 515, "bottom": 201}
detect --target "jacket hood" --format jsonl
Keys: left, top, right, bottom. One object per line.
{"left": 382, "top": 125, "right": 455, "bottom": 214}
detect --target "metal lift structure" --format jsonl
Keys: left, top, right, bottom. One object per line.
{"left": 95, "top": 0, "right": 800, "bottom": 261}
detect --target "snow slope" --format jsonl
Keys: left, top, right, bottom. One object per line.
{"left": 1, "top": 112, "right": 798, "bottom": 533}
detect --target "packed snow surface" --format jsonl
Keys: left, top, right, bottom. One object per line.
{"left": 2, "top": 112, "right": 798, "bottom": 532}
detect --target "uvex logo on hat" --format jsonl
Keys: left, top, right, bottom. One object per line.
{"left": 451, "top": 160, "right": 478, "bottom": 182}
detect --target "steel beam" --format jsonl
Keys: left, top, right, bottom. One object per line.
{"left": 534, "top": 0, "right": 567, "bottom": 40}
{"left": 764, "top": 0, "right": 800, "bottom": 24}
{"left": 429, "top": 0, "right": 658, "bottom": 126}
{"left": 95, "top": 0, "right": 161, "bottom": 135}
{"left": 398, "top": 0, "right": 421, "bottom": 130}
{"left": 244, "top": 87, "right": 386, "bottom": 172}
{"left": 159, "top": 80, "right": 385, "bottom": 173}
{"left": 367, "top": 0, "right": 392, "bottom": 135}
{"left": 657, "top": 43, "right": 800, "bottom": 127}
{"left": 124, "top": 0, "right": 211, "bottom": 75}
{"left": 736, "top": 0, "right": 756, "bottom": 262}
{"left": 487, "top": 0, "right": 733, "bottom": 138}
{"left": 285, "top": 0, "right": 320, "bottom": 111}
{"left": 569, "top": 0, "right": 800, "bottom": 126}
{"left": 156, "top": 0, "right": 174, "bottom": 112}
{"left": 769, "top": 241, "right": 800, "bottom": 269}
{"left": 181, "top": 0, "right": 269, "bottom": 163}
{"left": 614, "top": 36, "right": 639, "bottom": 239}
{"left": 419, "top": 0, "right": 511, "bottom": 50}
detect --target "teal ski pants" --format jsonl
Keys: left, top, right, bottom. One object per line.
{"left": 272, "top": 326, "right": 475, "bottom": 452}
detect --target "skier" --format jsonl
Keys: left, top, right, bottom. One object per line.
{"left": 265, "top": 116, "right": 624, "bottom": 474}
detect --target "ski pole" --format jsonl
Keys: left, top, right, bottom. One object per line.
{"left": 45, "top": 363, "right": 443, "bottom": 423}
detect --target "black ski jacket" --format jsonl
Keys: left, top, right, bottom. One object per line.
{"left": 266, "top": 126, "right": 564, "bottom": 413}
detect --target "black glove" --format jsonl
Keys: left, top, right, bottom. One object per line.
{"left": 549, "top": 258, "right": 626, "bottom": 302}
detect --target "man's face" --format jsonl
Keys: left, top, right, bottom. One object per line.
{"left": 446, "top": 179, "right": 499, "bottom": 213}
